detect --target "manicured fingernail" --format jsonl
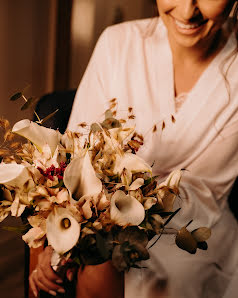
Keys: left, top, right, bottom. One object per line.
{"left": 49, "top": 290, "right": 57, "bottom": 296}
{"left": 57, "top": 288, "right": 66, "bottom": 294}
{"left": 33, "top": 290, "right": 38, "bottom": 297}
{"left": 68, "top": 271, "right": 73, "bottom": 281}
{"left": 56, "top": 279, "right": 63, "bottom": 284}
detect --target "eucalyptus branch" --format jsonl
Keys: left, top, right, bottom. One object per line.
{"left": 22, "top": 94, "right": 41, "bottom": 123}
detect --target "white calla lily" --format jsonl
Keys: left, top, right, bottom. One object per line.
{"left": 0, "top": 163, "right": 32, "bottom": 189}
{"left": 46, "top": 207, "right": 80, "bottom": 254}
{"left": 110, "top": 190, "right": 145, "bottom": 226}
{"left": 12, "top": 119, "right": 61, "bottom": 154}
{"left": 64, "top": 151, "right": 102, "bottom": 201}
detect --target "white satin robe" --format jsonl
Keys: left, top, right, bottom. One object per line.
{"left": 67, "top": 18, "right": 238, "bottom": 298}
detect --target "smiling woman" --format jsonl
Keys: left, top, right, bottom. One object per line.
{"left": 156, "top": 0, "right": 235, "bottom": 48}
{"left": 30, "top": 1, "right": 238, "bottom": 298}
{"left": 156, "top": 0, "right": 238, "bottom": 96}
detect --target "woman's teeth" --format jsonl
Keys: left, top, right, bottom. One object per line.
{"left": 175, "top": 19, "right": 203, "bottom": 29}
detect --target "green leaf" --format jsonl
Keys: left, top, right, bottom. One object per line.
{"left": 197, "top": 241, "right": 208, "bottom": 250}
{"left": 10, "top": 92, "right": 22, "bottom": 101}
{"left": 112, "top": 245, "right": 128, "bottom": 272}
{"left": 191, "top": 227, "right": 211, "bottom": 242}
{"left": 96, "top": 232, "right": 110, "bottom": 260}
{"left": 175, "top": 227, "right": 197, "bottom": 254}
{"left": 20, "top": 97, "right": 36, "bottom": 110}
{"left": 78, "top": 234, "right": 107, "bottom": 265}
{"left": 118, "top": 226, "right": 148, "bottom": 247}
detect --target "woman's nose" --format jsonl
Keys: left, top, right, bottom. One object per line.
{"left": 178, "top": 0, "right": 199, "bottom": 20}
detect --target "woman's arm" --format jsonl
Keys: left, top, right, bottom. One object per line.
{"left": 76, "top": 262, "right": 124, "bottom": 298}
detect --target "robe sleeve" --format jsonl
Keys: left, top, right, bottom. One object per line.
{"left": 67, "top": 28, "right": 112, "bottom": 132}
{"left": 174, "top": 121, "right": 238, "bottom": 230}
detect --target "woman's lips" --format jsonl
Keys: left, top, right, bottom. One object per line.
{"left": 172, "top": 17, "right": 208, "bottom": 34}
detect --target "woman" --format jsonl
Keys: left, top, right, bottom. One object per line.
{"left": 30, "top": 1, "right": 238, "bottom": 297}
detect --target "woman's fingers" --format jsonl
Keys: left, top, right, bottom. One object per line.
{"left": 29, "top": 271, "right": 39, "bottom": 297}
{"left": 29, "top": 269, "right": 64, "bottom": 297}
{"left": 29, "top": 246, "right": 65, "bottom": 295}
{"left": 30, "top": 266, "right": 65, "bottom": 295}
{"left": 31, "top": 270, "right": 56, "bottom": 296}
{"left": 38, "top": 246, "right": 62, "bottom": 283}
{"left": 38, "top": 267, "right": 64, "bottom": 290}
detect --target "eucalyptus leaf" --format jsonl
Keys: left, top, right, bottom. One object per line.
{"left": 191, "top": 227, "right": 211, "bottom": 242}
{"left": 117, "top": 226, "right": 148, "bottom": 247}
{"left": 78, "top": 234, "right": 107, "bottom": 265}
{"left": 197, "top": 241, "right": 208, "bottom": 250}
{"left": 112, "top": 245, "right": 128, "bottom": 272}
{"left": 96, "top": 232, "right": 111, "bottom": 260}
{"left": 20, "top": 97, "right": 36, "bottom": 111}
{"left": 121, "top": 241, "right": 149, "bottom": 264}
{"left": 10, "top": 92, "right": 22, "bottom": 101}
{"left": 175, "top": 227, "right": 197, "bottom": 254}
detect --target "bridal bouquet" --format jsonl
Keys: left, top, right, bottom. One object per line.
{"left": 0, "top": 96, "right": 211, "bottom": 272}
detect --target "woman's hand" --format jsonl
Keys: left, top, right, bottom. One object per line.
{"left": 29, "top": 246, "right": 66, "bottom": 297}
{"left": 76, "top": 261, "right": 124, "bottom": 298}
